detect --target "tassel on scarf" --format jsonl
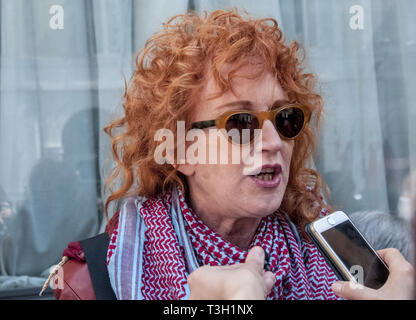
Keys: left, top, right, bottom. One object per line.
{"left": 39, "top": 256, "right": 69, "bottom": 296}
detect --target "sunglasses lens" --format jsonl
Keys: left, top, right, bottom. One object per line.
{"left": 225, "top": 113, "right": 259, "bottom": 144}
{"left": 275, "top": 107, "right": 305, "bottom": 138}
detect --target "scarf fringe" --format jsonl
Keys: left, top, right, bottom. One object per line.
{"left": 39, "top": 256, "right": 69, "bottom": 296}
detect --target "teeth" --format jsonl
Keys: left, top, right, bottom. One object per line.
{"left": 261, "top": 168, "right": 275, "bottom": 174}
{"left": 256, "top": 173, "right": 274, "bottom": 181}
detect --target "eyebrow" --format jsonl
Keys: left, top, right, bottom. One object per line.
{"left": 216, "top": 99, "right": 291, "bottom": 111}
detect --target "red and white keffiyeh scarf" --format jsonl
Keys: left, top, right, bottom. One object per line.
{"left": 107, "top": 185, "right": 339, "bottom": 300}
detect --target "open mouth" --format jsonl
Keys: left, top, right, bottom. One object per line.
{"left": 249, "top": 165, "right": 282, "bottom": 188}
{"left": 253, "top": 167, "right": 275, "bottom": 181}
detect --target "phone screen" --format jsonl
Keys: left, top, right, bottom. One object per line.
{"left": 321, "top": 220, "right": 389, "bottom": 289}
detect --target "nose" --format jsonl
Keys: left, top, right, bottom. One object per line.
{"left": 260, "top": 119, "right": 283, "bottom": 152}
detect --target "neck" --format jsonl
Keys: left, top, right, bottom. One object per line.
{"left": 187, "top": 189, "right": 261, "bottom": 250}
{"left": 207, "top": 216, "right": 261, "bottom": 250}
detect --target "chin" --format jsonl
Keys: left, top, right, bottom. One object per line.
{"left": 238, "top": 180, "right": 286, "bottom": 216}
{"left": 245, "top": 196, "right": 283, "bottom": 217}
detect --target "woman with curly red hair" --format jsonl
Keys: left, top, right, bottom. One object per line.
{"left": 104, "top": 8, "right": 340, "bottom": 300}
{"left": 49, "top": 8, "right": 413, "bottom": 300}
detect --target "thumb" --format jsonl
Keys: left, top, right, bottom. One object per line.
{"left": 331, "top": 281, "right": 379, "bottom": 300}
{"left": 263, "top": 271, "right": 275, "bottom": 293}
{"left": 245, "top": 246, "right": 265, "bottom": 272}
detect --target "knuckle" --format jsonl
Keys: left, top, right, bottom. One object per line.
{"left": 401, "top": 263, "right": 414, "bottom": 277}
{"left": 384, "top": 247, "right": 399, "bottom": 257}
{"left": 390, "top": 248, "right": 401, "bottom": 255}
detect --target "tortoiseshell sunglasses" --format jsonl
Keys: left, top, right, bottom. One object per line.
{"left": 190, "top": 104, "right": 311, "bottom": 144}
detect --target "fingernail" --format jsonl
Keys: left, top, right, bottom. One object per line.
{"left": 331, "top": 282, "right": 342, "bottom": 293}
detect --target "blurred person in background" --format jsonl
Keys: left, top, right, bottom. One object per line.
{"left": 0, "top": 186, "right": 14, "bottom": 236}
{"left": 349, "top": 210, "right": 414, "bottom": 264}
{"left": 398, "top": 170, "right": 416, "bottom": 223}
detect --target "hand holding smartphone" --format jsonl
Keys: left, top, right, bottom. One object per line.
{"left": 305, "top": 211, "right": 390, "bottom": 289}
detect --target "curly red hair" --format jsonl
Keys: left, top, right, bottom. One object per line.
{"left": 103, "top": 8, "right": 332, "bottom": 231}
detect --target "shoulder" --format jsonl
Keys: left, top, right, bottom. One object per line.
{"left": 105, "top": 196, "right": 143, "bottom": 235}
{"left": 105, "top": 195, "right": 149, "bottom": 234}
{"left": 105, "top": 196, "right": 147, "bottom": 262}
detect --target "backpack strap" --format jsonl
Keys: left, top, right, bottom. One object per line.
{"left": 79, "top": 233, "right": 117, "bottom": 300}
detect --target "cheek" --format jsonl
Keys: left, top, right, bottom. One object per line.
{"left": 193, "top": 133, "right": 242, "bottom": 183}
{"left": 194, "top": 164, "right": 241, "bottom": 200}
{"left": 200, "top": 169, "right": 211, "bottom": 181}
{"left": 282, "top": 141, "right": 294, "bottom": 177}
{"left": 285, "top": 141, "right": 295, "bottom": 162}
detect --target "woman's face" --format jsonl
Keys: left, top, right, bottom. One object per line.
{"left": 179, "top": 64, "right": 295, "bottom": 220}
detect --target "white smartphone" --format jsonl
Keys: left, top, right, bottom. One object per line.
{"left": 305, "top": 211, "right": 389, "bottom": 289}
